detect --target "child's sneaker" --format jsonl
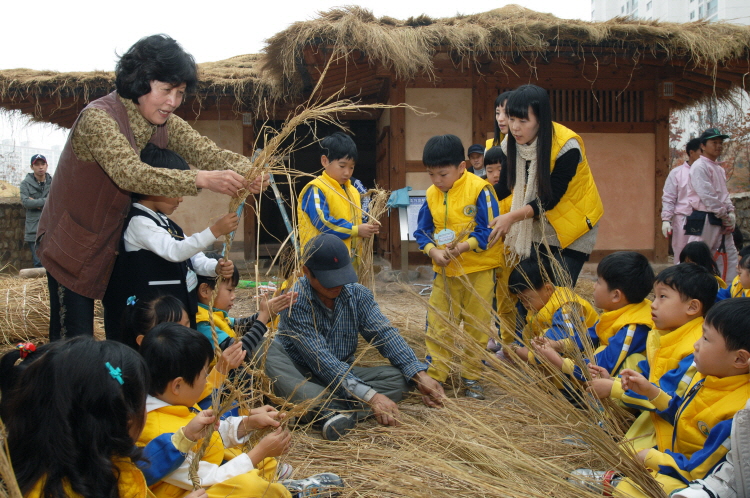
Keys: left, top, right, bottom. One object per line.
{"left": 281, "top": 472, "right": 344, "bottom": 497}
{"left": 567, "top": 469, "right": 621, "bottom": 494}
{"left": 461, "top": 378, "right": 485, "bottom": 400}
{"left": 321, "top": 413, "right": 356, "bottom": 441}
{"left": 277, "top": 462, "right": 294, "bottom": 480}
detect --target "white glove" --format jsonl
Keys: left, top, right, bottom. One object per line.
{"left": 724, "top": 212, "right": 736, "bottom": 228}
{"left": 662, "top": 221, "right": 672, "bottom": 238}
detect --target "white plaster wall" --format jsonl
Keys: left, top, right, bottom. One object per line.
{"left": 405, "top": 88, "right": 473, "bottom": 161}
{"left": 169, "top": 120, "right": 245, "bottom": 249}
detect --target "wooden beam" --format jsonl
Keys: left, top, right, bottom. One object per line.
{"left": 472, "top": 69, "right": 491, "bottom": 146}
{"left": 389, "top": 80, "right": 406, "bottom": 269}
{"left": 654, "top": 92, "right": 671, "bottom": 263}
{"left": 406, "top": 160, "right": 424, "bottom": 173}
{"left": 558, "top": 122, "right": 656, "bottom": 133}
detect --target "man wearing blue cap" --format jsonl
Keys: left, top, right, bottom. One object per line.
{"left": 20, "top": 154, "right": 52, "bottom": 267}
{"left": 265, "top": 234, "right": 445, "bottom": 441}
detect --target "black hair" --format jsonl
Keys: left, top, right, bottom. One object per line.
{"left": 705, "top": 298, "right": 750, "bottom": 352}
{"left": 321, "top": 132, "right": 358, "bottom": 163}
{"left": 484, "top": 146, "right": 504, "bottom": 167}
{"left": 125, "top": 293, "right": 188, "bottom": 344}
{"left": 505, "top": 84, "right": 554, "bottom": 205}
{"left": 423, "top": 134, "right": 465, "bottom": 168}
{"left": 739, "top": 251, "right": 750, "bottom": 271}
{"left": 0, "top": 343, "right": 53, "bottom": 420}
{"left": 655, "top": 264, "right": 717, "bottom": 316}
{"left": 115, "top": 34, "right": 198, "bottom": 104}
{"left": 197, "top": 251, "right": 239, "bottom": 290}
{"left": 679, "top": 241, "right": 720, "bottom": 277}
{"left": 140, "top": 322, "right": 214, "bottom": 396}
{"left": 686, "top": 137, "right": 702, "bottom": 155}
{"left": 6, "top": 337, "right": 148, "bottom": 497}
{"left": 140, "top": 143, "right": 190, "bottom": 171}
{"left": 508, "top": 255, "right": 555, "bottom": 294}
{"left": 597, "top": 251, "right": 655, "bottom": 304}
{"left": 492, "top": 91, "right": 513, "bottom": 146}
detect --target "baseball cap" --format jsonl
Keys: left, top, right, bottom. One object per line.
{"left": 699, "top": 128, "right": 729, "bottom": 142}
{"left": 303, "top": 234, "right": 358, "bottom": 288}
{"left": 30, "top": 154, "right": 47, "bottom": 165}
{"left": 467, "top": 144, "right": 485, "bottom": 156}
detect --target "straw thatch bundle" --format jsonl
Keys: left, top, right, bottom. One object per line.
{"left": 0, "top": 275, "right": 49, "bottom": 345}
{"left": 262, "top": 4, "right": 750, "bottom": 97}
{"left": 0, "top": 419, "right": 22, "bottom": 498}
{"left": 357, "top": 187, "right": 390, "bottom": 290}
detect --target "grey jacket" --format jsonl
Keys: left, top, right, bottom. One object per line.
{"left": 20, "top": 172, "right": 52, "bottom": 242}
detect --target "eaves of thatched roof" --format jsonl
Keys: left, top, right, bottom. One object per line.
{"left": 261, "top": 4, "right": 750, "bottom": 105}
{"left": 0, "top": 54, "right": 282, "bottom": 128}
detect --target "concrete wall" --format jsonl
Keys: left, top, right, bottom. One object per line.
{"left": 0, "top": 198, "right": 34, "bottom": 271}
{"left": 170, "top": 120, "right": 245, "bottom": 252}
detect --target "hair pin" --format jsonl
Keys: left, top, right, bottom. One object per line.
{"left": 105, "top": 362, "right": 124, "bottom": 385}
{"left": 16, "top": 342, "right": 36, "bottom": 359}
{"left": 126, "top": 296, "right": 138, "bottom": 306}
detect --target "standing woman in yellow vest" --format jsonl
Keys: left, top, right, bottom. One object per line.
{"left": 488, "top": 84, "right": 603, "bottom": 285}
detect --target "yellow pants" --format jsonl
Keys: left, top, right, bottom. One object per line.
{"left": 494, "top": 266, "right": 518, "bottom": 344}
{"left": 624, "top": 410, "right": 658, "bottom": 453}
{"left": 152, "top": 457, "right": 290, "bottom": 498}
{"left": 426, "top": 269, "right": 495, "bottom": 382}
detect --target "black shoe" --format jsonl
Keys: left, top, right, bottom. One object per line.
{"left": 321, "top": 413, "right": 356, "bottom": 441}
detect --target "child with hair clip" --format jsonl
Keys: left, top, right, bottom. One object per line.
{"left": 103, "top": 143, "right": 239, "bottom": 349}
{"left": 717, "top": 246, "right": 750, "bottom": 301}
{"left": 1, "top": 337, "right": 209, "bottom": 498}
{"left": 139, "top": 323, "right": 343, "bottom": 498}
{"left": 680, "top": 241, "right": 727, "bottom": 289}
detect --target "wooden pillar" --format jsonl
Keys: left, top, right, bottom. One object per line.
{"left": 472, "top": 70, "right": 491, "bottom": 146}
{"left": 242, "top": 118, "right": 257, "bottom": 262}
{"left": 653, "top": 92, "right": 671, "bottom": 263}
{"left": 389, "top": 80, "right": 407, "bottom": 269}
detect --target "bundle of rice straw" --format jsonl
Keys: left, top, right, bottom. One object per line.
{"left": 0, "top": 419, "right": 22, "bottom": 498}
{"left": 357, "top": 187, "right": 390, "bottom": 290}
{"left": 0, "top": 275, "right": 49, "bottom": 345}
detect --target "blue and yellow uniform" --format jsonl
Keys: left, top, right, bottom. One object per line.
{"left": 616, "top": 372, "right": 750, "bottom": 497}
{"left": 414, "top": 170, "right": 503, "bottom": 382}
{"left": 298, "top": 171, "right": 362, "bottom": 258}
{"left": 561, "top": 300, "right": 652, "bottom": 381}
{"left": 610, "top": 317, "right": 704, "bottom": 452}
{"left": 717, "top": 275, "right": 749, "bottom": 301}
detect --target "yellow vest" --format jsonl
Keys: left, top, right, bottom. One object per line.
{"left": 594, "top": 300, "right": 653, "bottom": 350}
{"left": 523, "top": 286, "right": 599, "bottom": 341}
{"left": 728, "top": 275, "right": 749, "bottom": 297}
{"left": 715, "top": 275, "right": 727, "bottom": 289}
{"left": 502, "top": 122, "right": 603, "bottom": 248}
{"left": 425, "top": 171, "right": 503, "bottom": 276}
{"left": 647, "top": 317, "right": 704, "bottom": 451}
{"left": 138, "top": 404, "right": 226, "bottom": 498}
{"left": 26, "top": 459, "right": 153, "bottom": 498}
{"left": 196, "top": 305, "right": 235, "bottom": 339}
{"left": 297, "top": 171, "right": 362, "bottom": 254}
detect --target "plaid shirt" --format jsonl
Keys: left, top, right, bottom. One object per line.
{"left": 277, "top": 278, "right": 427, "bottom": 400}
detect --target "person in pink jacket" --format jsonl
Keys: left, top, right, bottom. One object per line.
{"left": 685, "top": 128, "right": 738, "bottom": 282}
{"left": 662, "top": 137, "right": 703, "bottom": 259}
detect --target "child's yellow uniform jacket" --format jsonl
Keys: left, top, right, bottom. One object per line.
{"left": 616, "top": 372, "right": 750, "bottom": 497}
{"left": 561, "top": 300, "right": 653, "bottom": 381}
{"left": 611, "top": 317, "right": 704, "bottom": 452}
{"left": 297, "top": 171, "right": 362, "bottom": 254}
{"left": 504, "top": 286, "right": 598, "bottom": 356}
{"left": 138, "top": 396, "right": 287, "bottom": 498}
{"left": 414, "top": 170, "right": 503, "bottom": 276}
{"left": 26, "top": 459, "right": 153, "bottom": 498}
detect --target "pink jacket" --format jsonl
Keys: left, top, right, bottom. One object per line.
{"left": 687, "top": 155, "right": 734, "bottom": 220}
{"left": 661, "top": 162, "right": 695, "bottom": 220}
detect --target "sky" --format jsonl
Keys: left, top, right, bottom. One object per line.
{"left": 1, "top": 0, "right": 590, "bottom": 168}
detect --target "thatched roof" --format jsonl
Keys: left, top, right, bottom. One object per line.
{"left": 261, "top": 4, "right": 750, "bottom": 102}
{"left": 0, "top": 54, "right": 279, "bottom": 128}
